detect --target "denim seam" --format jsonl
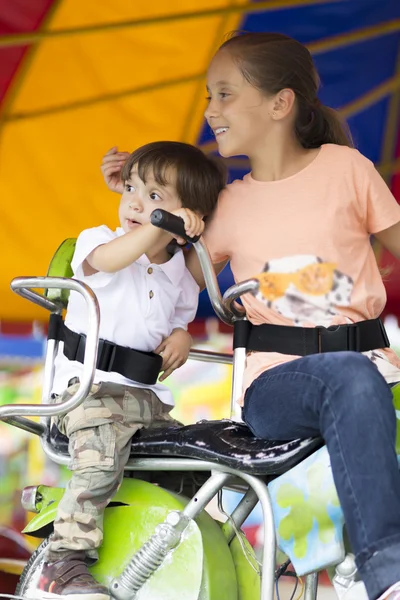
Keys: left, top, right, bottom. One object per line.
{"left": 254, "top": 369, "right": 335, "bottom": 395}
{"left": 322, "top": 391, "right": 370, "bottom": 552}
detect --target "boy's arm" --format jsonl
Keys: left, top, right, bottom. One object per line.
{"left": 85, "top": 223, "right": 170, "bottom": 274}
{"left": 156, "top": 328, "right": 193, "bottom": 381}
{"left": 85, "top": 209, "right": 205, "bottom": 275}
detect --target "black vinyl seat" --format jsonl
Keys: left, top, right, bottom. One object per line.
{"left": 49, "top": 419, "right": 323, "bottom": 476}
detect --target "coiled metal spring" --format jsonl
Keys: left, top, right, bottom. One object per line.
{"left": 111, "top": 511, "right": 189, "bottom": 600}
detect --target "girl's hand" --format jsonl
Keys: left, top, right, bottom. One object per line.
{"left": 101, "top": 146, "right": 130, "bottom": 194}
{"left": 170, "top": 208, "right": 205, "bottom": 244}
{"left": 155, "top": 328, "right": 193, "bottom": 381}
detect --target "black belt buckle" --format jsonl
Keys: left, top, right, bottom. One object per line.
{"left": 316, "top": 324, "right": 357, "bottom": 353}
{"left": 97, "top": 339, "right": 117, "bottom": 372}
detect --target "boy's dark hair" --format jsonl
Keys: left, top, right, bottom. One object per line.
{"left": 121, "top": 141, "right": 227, "bottom": 216}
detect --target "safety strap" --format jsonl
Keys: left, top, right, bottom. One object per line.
{"left": 48, "top": 314, "right": 163, "bottom": 385}
{"left": 235, "top": 318, "right": 390, "bottom": 355}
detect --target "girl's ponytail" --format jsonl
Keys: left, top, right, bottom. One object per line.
{"left": 295, "top": 100, "right": 353, "bottom": 149}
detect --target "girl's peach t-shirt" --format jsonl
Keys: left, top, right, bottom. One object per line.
{"left": 203, "top": 144, "right": 400, "bottom": 400}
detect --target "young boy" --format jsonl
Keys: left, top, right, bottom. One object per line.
{"left": 33, "top": 141, "right": 226, "bottom": 600}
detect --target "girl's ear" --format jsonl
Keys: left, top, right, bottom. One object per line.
{"left": 273, "top": 88, "right": 296, "bottom": 119}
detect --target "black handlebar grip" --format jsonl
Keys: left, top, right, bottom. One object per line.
{"left": 150, "top": 209, "right": 201, "bottom": 244}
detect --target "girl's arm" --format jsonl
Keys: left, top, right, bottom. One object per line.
{"left": 101, "top": 146, "right": 130, "bottom": 194}
{"left": 374, "top": 220, "right": 400, "bottom": 260}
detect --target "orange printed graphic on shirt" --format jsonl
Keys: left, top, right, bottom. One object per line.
{"left": 255, "top": 262, "right": 337, "bottom": 301}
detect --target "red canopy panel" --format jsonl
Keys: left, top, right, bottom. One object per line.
{"left": 381, "top": 130, "right": 400, "bottom": 317}
{"left": 0, "top": 0, "right": 55, "bottom": 107}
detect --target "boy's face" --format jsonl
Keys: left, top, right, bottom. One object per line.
{"left": 119, "top": 166, "right": 182, "bottom": 234}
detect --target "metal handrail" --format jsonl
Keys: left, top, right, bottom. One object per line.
{"left": 188, "top": 348, "right": 232, "bottom": 364}
{"left": 0, "top": 277, "right": 100, "bottom": 419}
{"left": 223, "top": 278, "right": 259, "bottom": 313}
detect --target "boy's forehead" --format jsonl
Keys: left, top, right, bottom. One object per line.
{"left": 129, "top": 164, "right": 177, "bottom": 187}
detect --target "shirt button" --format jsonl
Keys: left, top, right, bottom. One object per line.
{"left": 149, "top": 290, "right": 154, "bottom": 299}
{"left": 147, "top": 267, "right": 153, "bottom": 274}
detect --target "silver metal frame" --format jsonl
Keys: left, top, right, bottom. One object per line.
{"left": 222, "top": 277, "right": 259, "bottom": 315}
{"left": 192, "top": 239, "right": 244, "bottom": 323}
{"left": 4, "top": 277, "right": 99, "bottom": 419}
{"left": 304, "top": 573, "right": 319, "bottom": 600}
{"left": 1, "top": 238, "right": 319, "bottom": 600}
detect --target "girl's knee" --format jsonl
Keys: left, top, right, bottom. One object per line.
{"left": 329, "top": 352, "right": 383, "bottom": 385}
{"left": 327, "top": 352, "right": 392, "bottom": 410}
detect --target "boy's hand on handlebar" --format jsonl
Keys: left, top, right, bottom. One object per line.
{"left": 156, "top": 328, "right": 193, "bottom": 381}
{"left": 170, "top": 208, "right": 205, "bottom": 244}
{"left": 101, "top": 146, "right": 130, "bottom": 194}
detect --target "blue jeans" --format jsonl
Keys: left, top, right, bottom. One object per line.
{"left": 243, "top": 351, "right": 400, "bottom": 600}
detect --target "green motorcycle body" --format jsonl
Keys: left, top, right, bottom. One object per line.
{"left": 23, "top": 478, "right": 260, "bottom": 600}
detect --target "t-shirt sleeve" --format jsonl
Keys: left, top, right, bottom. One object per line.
{"left": 359, "top": 155, "right": 400, "bottom": 234}
{"left": 72, "top": 226, "right": 117, "bottom": 289}
{"left": 170, "top": 270, "right": 200, "bottom": 331}
{"left": 202, "top": 191, "right": 231, "bottom": 264}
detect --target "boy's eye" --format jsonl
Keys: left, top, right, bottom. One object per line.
{"left": 205, "top": 95, "right": 211, "bottom": 101}
{"left": 125, "top": 184, "right": 135, "bottom": 192}
{"left": 150, "top": 192, "right": 161, "bottom": 201}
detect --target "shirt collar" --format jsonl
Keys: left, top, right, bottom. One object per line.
{"left": 116, "top": 227, "right": 186, "bottom": 285}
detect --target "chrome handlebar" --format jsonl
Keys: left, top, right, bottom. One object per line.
{"left": 222, "top": 278, "right": 259, "bottom": 315}
{"left": 192, "top": 239, "right": 245, "bottom": 324}
{"left": 150, "top": 208, "right": 256, "bottom": 324}
{"left": 192, "top": 240, "right": 259, "bottom": 324}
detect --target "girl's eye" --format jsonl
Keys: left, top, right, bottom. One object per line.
{"left": 125, "top": 184, "right": 134, "bottom": 192}
{"left": 205, "top": 93, "right": 230, "bottom": 101}
{"left": 150, "top": 192, "right": 161, "bottom": 201}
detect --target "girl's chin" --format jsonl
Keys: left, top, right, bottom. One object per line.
{"left": 216, "top": 142, "right": 242, "bottom": 159}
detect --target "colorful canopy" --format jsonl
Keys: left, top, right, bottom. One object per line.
{"left": 0, "top": 0, "right": 399, "bottom": 321}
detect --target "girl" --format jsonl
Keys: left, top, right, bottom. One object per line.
{"left": 102, "top": 32, "right": 400, "bottom": 600}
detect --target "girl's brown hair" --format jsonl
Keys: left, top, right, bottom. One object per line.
{"left": 219, "top": 32, "right": 353, "bottom": 149}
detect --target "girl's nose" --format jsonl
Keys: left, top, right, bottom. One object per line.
{"left": 204, "top": 97, "right": 219, "bottom": 120}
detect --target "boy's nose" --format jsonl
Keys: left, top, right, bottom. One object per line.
{"left": 129, "top": 196, "right": 143, "bottom": 211}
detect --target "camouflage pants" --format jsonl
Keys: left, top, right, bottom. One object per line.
{"left": 47, "top": 381, "right": 178, "bottom": 563}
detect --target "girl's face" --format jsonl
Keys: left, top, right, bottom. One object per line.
{"left": 205, "top": 50, "right": 275, "bottom": 158}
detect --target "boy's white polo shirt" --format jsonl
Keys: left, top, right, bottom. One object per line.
{"left": 51, "top": 225, "right": 199, "bottom": 405}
